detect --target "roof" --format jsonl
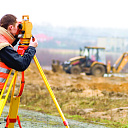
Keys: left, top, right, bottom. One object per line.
{"left": 84, "top": 46, "right": 105, "bottom": 49}
{"left": 35, "top": 34, "right": 53, "bottom": 42}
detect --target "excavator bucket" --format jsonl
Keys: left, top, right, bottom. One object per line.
{"left": 52, "top": 60, "right": 64, "bottom": 73}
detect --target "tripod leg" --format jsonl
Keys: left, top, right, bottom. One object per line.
{"left": 7, "top": 71, "right": 21, "bottom": 128}
{"left": 33, "top": 55, "right": 69, "bottom": 128}
{"left": 11, "top": 71, "right": 17, "bottom": 100}
{"left": 7, "top": 96, "right": 20, "bottom": 128}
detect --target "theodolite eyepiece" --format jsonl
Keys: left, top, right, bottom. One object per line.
{"left": 18, "top": 23, "right": 22, "bottom": 30}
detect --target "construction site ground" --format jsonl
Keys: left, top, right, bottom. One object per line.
{"left": 7, "top": 63, "right": 128, "bottom": 128}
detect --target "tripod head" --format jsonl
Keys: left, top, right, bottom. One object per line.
{"left": 18, "top": 15, "right": 33, "bottom": 46}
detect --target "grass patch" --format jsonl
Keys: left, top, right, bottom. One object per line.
{"left": 18, "top": 89, "right": 128, "bottom": 128}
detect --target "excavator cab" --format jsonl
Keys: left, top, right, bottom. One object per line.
{"left": 83, "top": 47, "right": 106, "bottom": 65}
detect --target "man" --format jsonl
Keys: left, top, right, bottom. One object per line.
{"left": 0, "top": 14, "right": 38, "bottom": 89}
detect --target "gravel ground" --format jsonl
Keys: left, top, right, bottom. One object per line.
{"left": 0, "top": 106, "right": 109, "bottom": 128}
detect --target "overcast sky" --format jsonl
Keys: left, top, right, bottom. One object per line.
{"left": 1, "top": 0, "right": 128, "bottom": 29}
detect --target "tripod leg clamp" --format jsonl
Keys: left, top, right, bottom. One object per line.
{"left": 5, "top": 115, "right": 22, "bottom": 128}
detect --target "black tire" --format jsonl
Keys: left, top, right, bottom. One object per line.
{"left": 91, "top": 64, "right": 105, "bottom": 77}
{"left": 70, "top": 65, "right": 81, "bottom": 74}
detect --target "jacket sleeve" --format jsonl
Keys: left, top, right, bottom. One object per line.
{"left": 0, "top": 46, "right": 36, "bottom": 71}
{"left": 12, "top": 36, "right": 20, "bottom": 46}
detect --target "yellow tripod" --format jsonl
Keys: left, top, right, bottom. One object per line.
{"left": 0, "top": 15, "right": 69, "bottom": 128}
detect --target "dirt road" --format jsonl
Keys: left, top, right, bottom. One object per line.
{"left": 0, "top": 106, "right": 109, "bottom": 128}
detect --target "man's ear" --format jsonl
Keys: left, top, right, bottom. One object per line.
{"left": 8, "top": 25, "right": 13, "bottom": 30}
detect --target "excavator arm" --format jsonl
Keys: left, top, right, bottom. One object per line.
{"left": 112, "top": 52, "right": 128, "bottom": 73}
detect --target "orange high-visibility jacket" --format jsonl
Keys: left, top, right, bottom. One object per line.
{"left": 0, "top": 27, "right": 15, "bottom": 89}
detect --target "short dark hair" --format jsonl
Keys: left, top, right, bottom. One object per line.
{"left": 0, "top": 14, "right": 17, "bottom": 29}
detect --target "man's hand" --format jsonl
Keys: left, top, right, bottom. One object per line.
{"left": 29, "top": 37, "right": 38, "bottom": 48}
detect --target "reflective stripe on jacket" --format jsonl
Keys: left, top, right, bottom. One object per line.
{"left": 0, "top": 62, "right": 11, "bottom": 89}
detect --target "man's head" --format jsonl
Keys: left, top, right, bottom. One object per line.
{"left": 0, "top": 14, "right": 19, "bottom": 36}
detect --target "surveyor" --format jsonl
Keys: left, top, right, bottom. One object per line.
{"left": 0, "top": 14, "right": 38, "bottom": 89}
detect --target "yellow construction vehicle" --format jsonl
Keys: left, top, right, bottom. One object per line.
{"left": 62, "top": 46, "right": 106, "bottom": 76}
{"left": 52, "top": 47, "right": 128, "bottom": 77}
{"left": 52, "top": 46, "right": 107, "bottom": 76}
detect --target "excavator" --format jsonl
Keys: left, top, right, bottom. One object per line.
{"left": 52, "top": 46, "right": 128, "bottom": 77}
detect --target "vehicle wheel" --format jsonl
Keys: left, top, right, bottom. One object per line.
{"left": 91, "top": 64, "right": 105, "bottom": 77}
{"left": 70, "top": 65, "right": 81, "bottom": 74}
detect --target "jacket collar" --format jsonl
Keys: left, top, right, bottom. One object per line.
{"left": 0, "top": 27, "right": 15, "bottom": 44}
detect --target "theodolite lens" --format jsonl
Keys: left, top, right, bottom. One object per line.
{"left": 18, "top": 24, "right": 22, "bottom": 29}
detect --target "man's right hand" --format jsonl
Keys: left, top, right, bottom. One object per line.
{"left": 29, "top": 37, "right": 38, "bottom": 48}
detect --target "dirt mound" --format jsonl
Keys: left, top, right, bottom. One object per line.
{"left": 22, "top": 63, "right": 128, "bottom": 97}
